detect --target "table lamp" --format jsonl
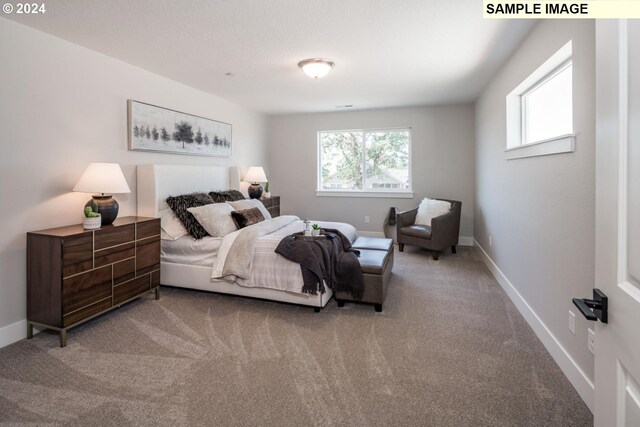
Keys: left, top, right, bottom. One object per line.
{"left": 244, "top": 166, "right": 267, "bottom": 199}
{"left": 73, "top": 163, "right": 131, "bottom": 225}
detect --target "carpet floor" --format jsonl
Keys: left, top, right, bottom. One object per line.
{"left": 0, "top": 246, "right": 592, "bottom": 426}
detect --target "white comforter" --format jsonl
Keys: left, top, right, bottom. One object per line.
{"left": 211, "top": 216, "right": 356, "bottom": 294}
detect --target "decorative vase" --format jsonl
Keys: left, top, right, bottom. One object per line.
{"left": 311, "top": 228, "right": 321, "bottom": 237}
{"left": 263, "top": 192, "right": 271, "bottom": 199}
{"left": 83, "top": 215, "right": 101, "bottom": 230}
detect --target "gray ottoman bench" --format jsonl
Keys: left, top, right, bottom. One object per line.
{"left": 335, "top": 237, "right": 394, "bottom": 312}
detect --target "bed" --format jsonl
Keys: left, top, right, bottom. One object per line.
{"left": 137, "top": 164, "right": 355, "bottom": 310}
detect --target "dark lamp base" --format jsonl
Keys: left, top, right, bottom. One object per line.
{"left": 86, "top": 195, "right": 119, "bottom": 225}
{"left": 248, "top": 184, "right": 263, "bottom": 199}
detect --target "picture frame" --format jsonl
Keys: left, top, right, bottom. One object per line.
{"left": 128, "top": 100, "right": 232, "bottom": 157}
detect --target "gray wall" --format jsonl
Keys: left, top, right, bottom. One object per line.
{"left": 475, "top": 20, "right": 595, "bottom": 381}
{"left": 0, "top": 19, "right": 268, "bottom": 336}
{"left": 268, "top": 105, "right": 475, "bottom": 238}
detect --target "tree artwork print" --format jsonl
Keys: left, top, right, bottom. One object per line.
{"left": 128, "top": 100, "right": 232, "bottom": 157}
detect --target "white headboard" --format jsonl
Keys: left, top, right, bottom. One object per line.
{"left": 137, "top": 164, "right": 240, "bottom": 217}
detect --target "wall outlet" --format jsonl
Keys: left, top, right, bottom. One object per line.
{"left": 364, "top": 216, "right": 370, "bottom": 224}
{"left": 489, "top": 235, "right": 492, "bottom": 247}
{"left": 588, "top": 328, "right": 595, "bottom": 355}
{"left": 569, "top": 310, "right": 576, "bottom": 335}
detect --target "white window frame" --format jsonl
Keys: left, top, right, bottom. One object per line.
{"left": 505, "top": 41, "right": 575, "bottom": 160}
{"left": 316, "top": 127, "right": 413, "bottom": 198}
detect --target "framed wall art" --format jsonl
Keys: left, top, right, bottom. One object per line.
{"left": 128, "top": 100, "right": 232, "bottom": 157}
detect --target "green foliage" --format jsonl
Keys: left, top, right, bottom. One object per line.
{"left": 320, "top": 130, "right": 409, "bottom": 189}
{"left": 321, "top": 132, "right": 363, "bottom": 189}
{"left": 265, "top": 181, "right": 269, "bottom": 192}
{"left": 312, "top": 224, "right": 320, "bottom": 230}
{"left": 364, "top": 131, "right": 409, "bottom": 180}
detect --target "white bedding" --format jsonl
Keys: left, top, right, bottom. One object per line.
{"left": 161, "top": 216, "right": 356, "bottom": 295}
{"left": 161, "top": 235, "right": 223, "bottom": 267}
{"left": 235, "top": 218, "right": 356, "bottom": 293}
{"left": 160, "top": 216, "right": 354, "bottom": 295}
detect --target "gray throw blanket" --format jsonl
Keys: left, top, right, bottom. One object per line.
{"left": 275, "top": 228, "right": 364, "bottom": 299}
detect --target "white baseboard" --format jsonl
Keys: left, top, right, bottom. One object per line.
{"left": 0, "top": 319, "right": 29, "bottom": 348}
{"left": 458, "top": 236, "right": 474, "bottom": 246}
{"left": 357, "top": 231, "right": 474, "bottom": 247}
{"left": 473, "top": 239, "right": 594, "bottom": 412}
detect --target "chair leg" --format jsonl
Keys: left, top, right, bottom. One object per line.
{"left": 432, "top": 251, "right": 439, "bottom": 261}
{"left": 374, "top": 304, "right": 382, "bottom": 312}
{"left": 399, "top": 243, "right": 404, "bottom": 252}
{"left": 337, "top": 300, "right": 345, "bottom": 308}
{"left": 451, "top": 245, "right": 457, "bottom": 254}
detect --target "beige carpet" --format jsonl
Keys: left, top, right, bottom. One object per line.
{"left": 0, "top": 246, "right": 592, "bottom": 426}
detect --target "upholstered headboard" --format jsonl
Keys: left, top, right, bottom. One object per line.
{"left": 137, "top": 164, "right": 240, "bottom": 217}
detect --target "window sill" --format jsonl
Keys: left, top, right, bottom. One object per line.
{"left": 316, "top": 191, "right": 414, "bottom": 199}
{"left": 505, "top": 134, "right": 575, "bottom": 160}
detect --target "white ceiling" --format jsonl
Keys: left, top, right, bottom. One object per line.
{"left": 6, "top": 0, "right": 535, "bottom": 114}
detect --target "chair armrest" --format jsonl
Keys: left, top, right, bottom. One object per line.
{"left": 396, "top": 208, "right": 418, "bottom": 242}
{"left": 431, "top": 203, "right": 461, "bottom": 247}
{"left": 396, "top": 208, "right": 418, "bottom": 229}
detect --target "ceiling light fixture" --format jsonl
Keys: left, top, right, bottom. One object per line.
{"left": 298, "top": 58, "right": 335, "bottom": 79}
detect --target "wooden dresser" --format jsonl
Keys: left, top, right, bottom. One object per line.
{"left": 27, "top": 216, "right": 160, "bottom": 347}
{"left": 261, "top": 196, "right": 280, "bottom": 217}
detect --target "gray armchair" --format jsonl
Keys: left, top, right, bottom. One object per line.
{"left": 396, "top": 199, "right": 461, "bottom": 260}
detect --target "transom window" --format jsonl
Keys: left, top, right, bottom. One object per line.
{"left": 506, "top": 41, "right": 575, "bottom": 159}
{"left": 317, "top": 128, "right": 412, "bottom": 194}
{"left": 521, "top": 61, "right": 573, "bottom": 145}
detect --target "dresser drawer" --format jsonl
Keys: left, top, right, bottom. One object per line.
{"left": 95, "top": 224, "right": 135, "bottom": 250}
{"left": 95, "top": 242, "right": 135, "bottom": 268}
{"left": 114, "top": 276, "right": 150, "bottom": 305}
{"left": 63, "top": 297, "right": 112, "bottom": 327}
{"left": 136, "top": 238, "right": 160, "bottom": 275}
{"left": 113, "top": 258, "right": 136, "bottom": 285}
{"left": 62, "top": 234, "right": 93, "bottom": 277}
{"left": 63, "top": 265, "right": 112, "bottom": 315}
{"left": 137, "top": 219, "right": 160, "bottom": 240}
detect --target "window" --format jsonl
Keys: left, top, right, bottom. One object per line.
{"left": 506, "top": 41, "right": 575, "bottom": 159}
{"left": 317, "top": 128, "right": 412, "bottom": 196}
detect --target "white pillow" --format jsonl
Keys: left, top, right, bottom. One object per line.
{"left": 187, "top": 203, "right": 238, "bottom": 237}
{"left": 160, "top": 209, "right": 189, "bottom": 240}
{"left": 228, "top": 199, "right": 271, "bottom": 220}
{"left": 414, "top": 198, "right": 452, "bottom": 227}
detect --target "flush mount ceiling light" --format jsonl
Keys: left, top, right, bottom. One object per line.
{"left": 298, "top": 58, "right": 335, "bottom": 79}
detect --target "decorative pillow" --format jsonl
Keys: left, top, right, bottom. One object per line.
{"left": 187, "top": 203, "right": 237, "bottom": 237}
{"left": 166, "top": 193, "right": 215, "bottom": 239}
{"left": 415, "top": 198, "right": 452, "bottom": 227}
{"left": 231, "top": 207, "right": 265, "bottom": 229}
{"left": 228, "top": 199, "right": 271, "bottom": 220}
{"left": 159, "top": 209, "right": 189, "bottom": 240}
{"left": 209, "top": 190, "right": 246, "bottom": 203}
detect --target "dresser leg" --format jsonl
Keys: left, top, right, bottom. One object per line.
{"left": 27, "top": 322, "right": 33, "bottom": 339}
{"left": 60, "top": 329, "right": 67, "bottom": 348}
{"left": 154, "top": 287, "right": 160, "bottom": 300}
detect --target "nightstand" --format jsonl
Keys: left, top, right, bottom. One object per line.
{"left": 261, "top": 196, "right": 280, "bottom": 217}
{"left": 26, "top": 216, "right": 160, "bottom": 347}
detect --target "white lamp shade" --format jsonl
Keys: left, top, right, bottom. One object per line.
{"left": 73, "top": 163, "right": 131, "bottom": 194}
{"left": 244, "top": 166, "right": 267, "bottom": 183}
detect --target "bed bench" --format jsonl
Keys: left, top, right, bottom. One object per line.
{"left": 335, "top": 237, "right": 394, "bottom": 312}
